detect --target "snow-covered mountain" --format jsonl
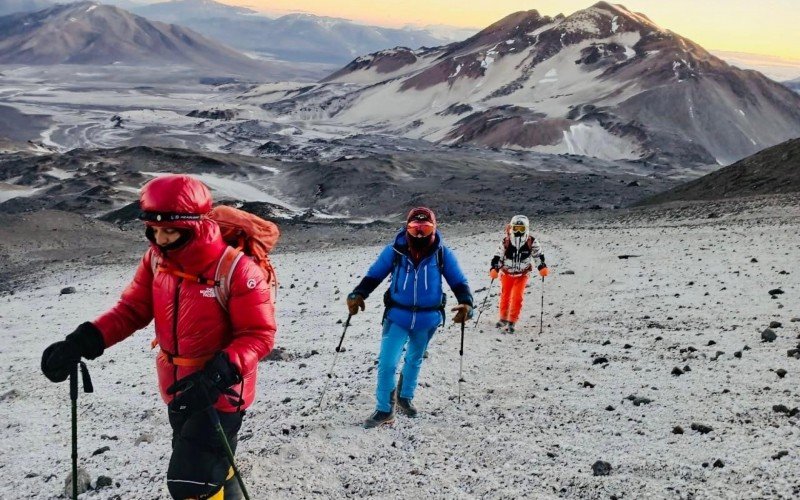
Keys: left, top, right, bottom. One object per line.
{"left": 0, "top": 0, "right": 53, "bottom": 16}
{"left": 248, "top": 2, "right": 800, "bottom": 166}
{"left": 0, "top": 2, "right": 274, "bottom": 75}
{"left": 131, "top": 0, "right": 447, "bottom": 63}
{"left": 131, "top": 0, "right": 260, "bottom": 20}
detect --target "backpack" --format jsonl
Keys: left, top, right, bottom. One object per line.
{"left": 151, "top": 205, "right": 280, "bottom": 310}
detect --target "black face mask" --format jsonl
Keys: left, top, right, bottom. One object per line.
{"left": 408, "top": 234, "right": 432, "bottom": 250}
{"left": 145, "top": 226, "right": 192, "bottom": 252}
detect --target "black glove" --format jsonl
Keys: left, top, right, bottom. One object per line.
{"left": 537, "top": 263, "right": 547, "bottom": 271}
{"left": 490, "top": 256, "right": 501, "bottom": 270}
{"left": 41, "top": 322, "right": 105, "bottom": 383}
{"left": 167, "top": 352, "right": 242, "bottom": 415}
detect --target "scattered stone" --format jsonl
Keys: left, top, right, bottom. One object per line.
{"left": 772, "top": 450, "right": 789, "bottom": 460}
{"left": 776, "top": 369, "right": 787, "bottom": 378}
{"left": 671, "top": 367, "right": 683, "bottom": 376}
{"left": 617, "top": 255, "right": 640, "bottom": 260}
{"left": 593, "top": 357, "right": 609, "bottom": 365}
{"left": 769, "top": 321, "right": 782, "bottom": 329}
{"left": 762, "top": 329, "right": 777, "bottom": 342}
{"left": 92, "top": 446, "right": 110, "bottom": 456}
{"left": 605, "top": 405, "right": 615, "bottom": 411}
{"left": 712, "top": 459, "right": 724, "bottom": 468}
{"left": 691, "top": 423, "right": 713, "bottom": 434}
{"left": 707, "top": 340, "right": 716, "bottom": 346}
{"left": 60, "top": 286, "right": 76, "bottom": 295}
{"left": 773, "top": 404, "right": 790, "bottom": 414}
{"left": 592, "top": 460, "right": 612, "bottom": 476}
{"left": 281, "top": 397, "right": 291, "bottom": 404}
{"left": 561, "top": 270, "right": 575, "bottom": 275}
{"left": 96, "top": 476, "right": 113, "bottom": 489}
{"left": 632, "top": 397, "right": 652, "bottom": 406}
{"left": 0, "top": 389, "right": 21, "bottom": 401}
{"left": 768, "top": 288, "right": 784, "bottom": 296}
{"left": 583, "top": 381, "right": 595, "bottom": 388}
{"left": 791, "top": 318, "right": 800, "bottom": 323}
{"left": 64, "top": 468, "right": 91, "bottom": 497}
{"left": 750, "top": 258, "right": 758, "bottom": 263}
{"left": 134, "top": 432, "right": 153, "bottom": 445}
{"left": 672, "top": 426, "right": 684, "bottom": 434}
{"left": 264, "top": 347, "right": 294, "bottom": 362}
{"left": 788, "top": 349, "right": 800, "bottom": 359}
{"left": 734, "top": 351, "right": 742, "bottom": 359}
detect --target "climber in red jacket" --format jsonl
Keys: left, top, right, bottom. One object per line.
{"left": 41, "top": 174, "right": 276, "bottom": 500}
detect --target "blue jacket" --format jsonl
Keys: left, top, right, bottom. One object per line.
{"left": 353, "top": 230, "right": 473, "bottom": 331}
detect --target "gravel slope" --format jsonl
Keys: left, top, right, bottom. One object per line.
{"left": 0, "top": 198, "right": 798, "bottom": 498}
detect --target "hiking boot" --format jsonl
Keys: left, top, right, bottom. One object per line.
{"left": 507, "top": 323, "right": 516, "bottom": 334}
{"left": 495, "top": 320, "right": 506, "bottom": 329}
{"left": 363, "top": 410, "right": 395, "bottom": 429}
{"left": 397, "top": 397, "right": 418, "bottom": 418}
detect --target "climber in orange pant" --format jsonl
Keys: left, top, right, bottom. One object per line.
{"left": 489, "top": 215, "right": 548, "bottom": 334}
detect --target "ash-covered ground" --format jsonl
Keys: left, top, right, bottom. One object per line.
{"left": 1, "top": 195, "right": 798, "bottom": 498}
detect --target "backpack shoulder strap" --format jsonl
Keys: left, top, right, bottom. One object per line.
{"left": 214, "top": 246, "right": 245, "bottom": 312}
{"left": 436, "top": 247, "right": 445, "bottom": 273}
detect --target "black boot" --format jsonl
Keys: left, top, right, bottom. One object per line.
{"left": 223, "top": 474, "right": 243, "bottom": 500}
{"left": 397, "top": 397, "right": 418, "bottom": 418}
{"left": 507, "top": 322, "right": 516, "bottom": 334}
{"left": 363, "top": 409, "right": 395, "bottom": 429}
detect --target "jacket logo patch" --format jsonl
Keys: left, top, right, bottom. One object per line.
{"left": 200, "top": 288, "right": 216, "bottom": 298}
{"left": 247, "top": 278, "right": 257, "bottom": 289}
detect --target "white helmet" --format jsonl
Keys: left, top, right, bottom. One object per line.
{"left": 509, "top": 215, "right": 530, "bottom": 244}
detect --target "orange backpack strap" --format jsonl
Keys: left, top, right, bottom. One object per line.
{"left": 214, "top": 246, "right": 244, "bottom": 311}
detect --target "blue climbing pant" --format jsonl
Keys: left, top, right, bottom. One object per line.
{"left": 375, "top": 319, "right": 438, "bottom": 412}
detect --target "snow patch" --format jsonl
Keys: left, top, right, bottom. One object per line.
{"left": 539, "top": 69, "right": 559, "bottom": 84}
{"left": 561, "top": 123, "right": 640, "bottom": 161}
{"left": 611, "top": 16, "right": 619, "bottom": 33}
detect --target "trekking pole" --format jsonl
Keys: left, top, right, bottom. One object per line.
{"left": 69, "top": 361, "right": 93, "bottom": 500}
{"left": 208, "top": 408, "right": 250, "bottom": 500}
{"left": 458, "top": 321, "right": 465, "bottom": 403}
{"left": 317, "top": 314, "right": 352, "bottom": 408}
{"left": 539, "top": 276, "right": 545, "bottom": 335}
{"left": 472, "top": 279, "right": 496, "bottom": 328}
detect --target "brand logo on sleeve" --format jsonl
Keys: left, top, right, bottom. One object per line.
{"left": 200, "top": 288, "right": 216, "bottom": 298}
{"left": 247, "top": 279, "right": 257, "bottom": 289}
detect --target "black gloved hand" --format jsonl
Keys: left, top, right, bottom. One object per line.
{"left": 167, "top": 352, "right": 242, "bottom": 415}
{"left": 537, "top": 263, "right": 547, "bottom": 271}
{"left": 41, "top": 322, "right": 105, "bottom": 383}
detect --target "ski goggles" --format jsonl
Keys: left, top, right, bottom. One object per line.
{"left": 511, "top": 224, "right": 527, "bottom": 233}
{"left": 407, "top": 220, "right": 435, "bottom": 238}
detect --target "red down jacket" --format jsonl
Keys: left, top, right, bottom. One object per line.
{"left": 93, "top": 175, "right": 276, "bottom": 412}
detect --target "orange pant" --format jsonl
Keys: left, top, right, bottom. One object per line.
{"left": 499, "top": 272, "right": 529, "bottom": 323}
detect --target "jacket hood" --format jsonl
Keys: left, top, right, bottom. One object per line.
{"left": 140, "top": 174, "right": 226, "bottom": 273}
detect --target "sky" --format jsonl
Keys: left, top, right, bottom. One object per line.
{"left": 217, "top": 0, "right": 800, "bottom": 60}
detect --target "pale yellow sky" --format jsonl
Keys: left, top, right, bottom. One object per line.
{"left": 222, "top": 0, "right": 800, "bottom": 59}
